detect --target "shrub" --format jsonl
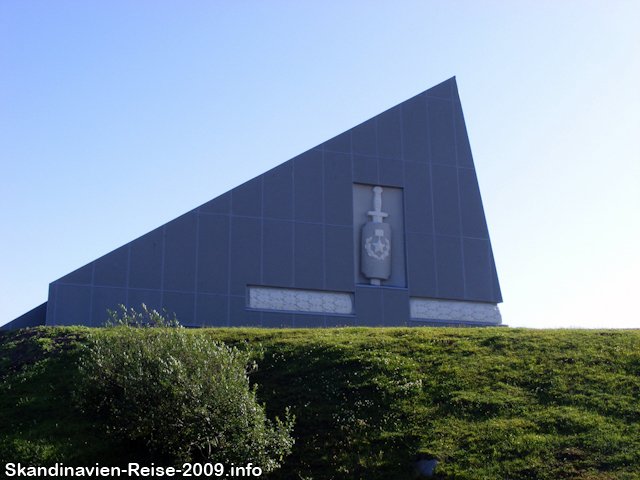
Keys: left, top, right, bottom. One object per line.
{"left": 76, "top": 305, "right": 294, "bottom": 472}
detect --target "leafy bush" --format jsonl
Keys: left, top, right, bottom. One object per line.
{"left": 76, "top": 305, "right": 294, "bottom": 472}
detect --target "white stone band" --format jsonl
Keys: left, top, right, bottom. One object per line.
{"left": 410, "top": 297, "right": 502, "bottom": 324}
{"left": 248, "top": 287, "right": 354, "bottom": 315}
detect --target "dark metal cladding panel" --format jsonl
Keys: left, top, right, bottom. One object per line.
{"left": 382, "top": 288, "right": 410, "bottom": 326}
{"left": 126, "top": 289, "right": 162, "bottom": 316}
{"left": 293, "top": 222, "right": 324, "bottom": 290}
{"left": 378, "top": 158, "right": 404, "bottom": 187}
{"left": 91, "top": 287, "right": 126, "bottom": 327}
{"left": 426, "top": 78, "right": 453, "bottom": 100}
{"left": 404, "top": 161, "right": 433, "bottom": 234}
{"left": 376, "top": 105, "right": 402, "bottom": 160}
{"left": 355, "top": 286, "right": 383, "bottom": 326}
{"left": 294, "top": 314, "right": 325, "bottom": 328}
{"left": 352, "top": 118, "right": 377, "bottom": 157}
{"left": 323, "top": 151, "right": 353, "bottom": 226}
{"left": 94, "top": 245, "right": 128, "bottom": 288}
{"left": 323, "top": 131, "right": 351, "bottom": 154}
{"left": 435, "top": 235, "right": 465, "bottom": 300}
{"left": 262, "top": 311, "right": 294, "bottom": 328}
{"left": 55, "top": 263, "right": 93, "bottom": 286}
{"left": 459, "top": 168, "right": 489, "bottom": 239}
{"left": 326, "top": 315, "right": 356, "bottom": 327}
{"left": 199, "top": 191, "right": 231, "bottom": 215}
{"left": 162, "top": 291, "right": 196, "bottom": 326}
{"left": 453, "top": 100, "right": 474, "bottom": 168}
{"left": 432, "top": 165, "right": 461, "bottom": 237}
{"left": 2, "top": 303, "right": 47, "bottom": 331}
{"left": 128, "top": 227, "right": 164, "bottom": 290}
{"left": 462, "top": 238, "right": 492, "bottom": 302}
{"left": 401, "top": 94, "right": 429, "bottom": 163}
{"left": 451, "top": 77, "right": 460, "bottom": 100}
{"left": 229, "top": 296, "right": 261, "bottom": 327}
{"left": 490, "top": 247, "right": 503, "bottom": 303}
{"left": 231, "top": 176, "right": 262, "bottom": 218}
{"left": 406, "top": 232, "right": 437, "bottom": 298}
{"left": 293, "top": 150, "right": 324, "bottom": 223}
{"left": 197, "top": 294, "right": 229, "bottom": 327}
{"left": 324, "top": 225, "right": 355, "bottom": 292}
{"left": 263, "top": 161, "right": 293, "bottom": 221}
{"left": 197, "top": 214, "right": 230, "bottom": 295}
{"left": 46, "top": 285, "right": 56, "bottom": 326}
{"left": 53, "top": 285, "right": 91, "bottom": 326}
{"left": 427, "top": 98, "right": 456, "bottom": 166}
{"left": 353, "top": 154, "right": 378, "bottom": 185}
{"left": 163, "top": 211, "right": 197, "bottom": 293}
{"left": 262, "top": 219, "right": 294, "bottom": 287}
{"left": 229, "top": 216, "right": 262, "bottom": 296}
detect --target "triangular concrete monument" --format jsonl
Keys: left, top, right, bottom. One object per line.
{"left": 4, "top": 77, "right": 503, "bottom": 330}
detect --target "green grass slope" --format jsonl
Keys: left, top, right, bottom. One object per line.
{"left": 1, "top": 326, "right": 639, "bottom": 479}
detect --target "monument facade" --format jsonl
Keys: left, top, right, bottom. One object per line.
{"left": 3, "top": 77, "right": 503, "bottom": 330}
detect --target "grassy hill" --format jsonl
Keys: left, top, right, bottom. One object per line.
{"left": 1, "top": 326, "right": 639, "bottom": 479}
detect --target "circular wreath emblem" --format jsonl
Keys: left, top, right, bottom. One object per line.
{"left": 365, "top": 236, "right": 390, "bottom": 261}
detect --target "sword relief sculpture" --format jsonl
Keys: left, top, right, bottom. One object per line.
{"left": 361, "top": 186, "right": 392, "bottom": 285}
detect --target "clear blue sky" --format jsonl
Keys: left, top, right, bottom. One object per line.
{"left": 1, "top": 1, "right": 639, "bottom": 329}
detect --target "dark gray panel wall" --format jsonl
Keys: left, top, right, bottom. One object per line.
{"left": 1, "top": 303, "right": 46, "bottom": 331}
{"left": 352, "top": 118, "right": 376, "bottom": 157}
{"left": 57, "top": 263, "right": 93, "bottom": 286}
{"left": 382, "top": 289, "right": 410, "bottom": 327}
{"left": 293, "top": 222, "right": 324, "bottom": 290}
{"left": 432, "top": 165, "right": 461, "bottom": 237}
{"left": 376, "top": 106, "right": 402, "bottom": 160}
{"left": 293, "top": 150, "right": 323, "bottom": 223}
{"left": 353, "top": 154, "right": 378, "bottom": 185}
{"left": 196, "top": 294, "right": 228, "bottom": 327}
{"left": 428, "top": 98, "right": 456, "bottom": 166}
{"left": 323, "top": 151, "right": 352, "bottom": 226}
{"left": 262, "top": 220, "right": 294, "bottom": 287}
{"left": 378, "top": 158, "right": 404, "bottom": 188}
{"left": 324, "top": 225, "right": 354, "bottom": 292}
{"left": 435, "top": 235, "right": 465, "bottom": 299}
{"left": 264, "top": 162, "right": 293, "bottom": 221}
{"left": 231, "top": 177, "right": 262, "bottom": 217}
{"left": 403, "top": 161, "right": 433, "bottom": 234}
{"left": 406, "top": 233, "right": 437, "bottom": 298}
{"left": 91, "top": 287, "right": 126, "bottom": 327}
{"left": 402, "top": 95, "right": 429, "bottom": 163}
{"left": 463, "top": 238, "right": 493, "bottom": 301}
{"left": 44, "top": 77, "right": 502, "bottom": 328}
{"left": 229, "top": 216, "right": 261, "bottom": 296}
{"left": 128, "top": 227, "right": 163, "bottom": 290}
{"left": 163, "top": 212, "right": 197, "bottom": 293}
{"left": 355, "top": 287, "right": 383, "bottom": 326}
{"left": 53, "top": 284, "right": 92, "bottom": 326}
{"left": 262, "top": 311, "right": 294, "bottom": 328}
{"left": 197, "top": 214, "right": 230, "bottom": 295}
{"left": 94, "top": 245, "right": 128, "bottom": 288}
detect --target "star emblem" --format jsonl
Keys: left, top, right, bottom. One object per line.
{"left": 372, "top": 238, "right": 386, "bottom": 253}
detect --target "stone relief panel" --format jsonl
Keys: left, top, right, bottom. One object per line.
{"left": 248, "top": 286, "right": 354, "bottom": 315}
{"left": 410, "top": 297, "right": 502, "bottom": 324}
{"left": 360, "top": 186, "right": 392, "bottom": 285}
{"left": 353, "top": 184, "right": 405, "bottom": 287}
